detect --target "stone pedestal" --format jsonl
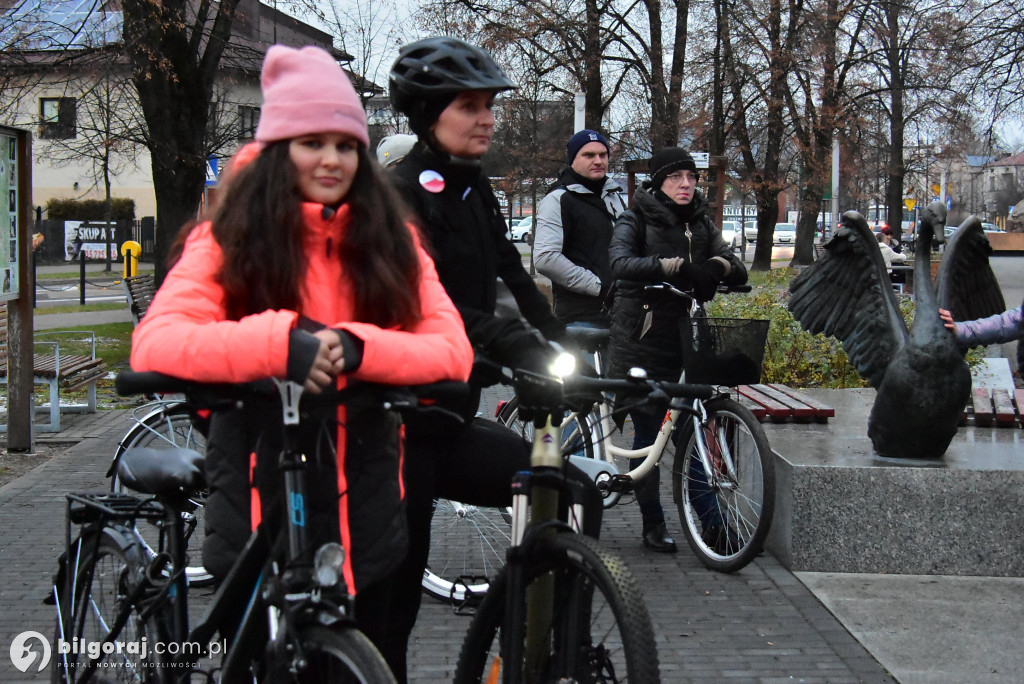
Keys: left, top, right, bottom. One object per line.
{"left": 763, "top": 388, "right": 1024, "bottom": 577}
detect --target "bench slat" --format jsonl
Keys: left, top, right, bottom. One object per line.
{"left": 735, "top": 385, "right": 792, "bottom": 419}
{"left": 766, "top": 384, "right": 836, "bottom": 418}
{"left": 991, "top": 388, "right": 1016, "bottom": 425}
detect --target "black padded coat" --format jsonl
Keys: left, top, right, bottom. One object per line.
{"left": 606, "top": 187, "right": 747, "bottom": 383}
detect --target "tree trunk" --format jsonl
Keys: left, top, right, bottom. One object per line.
{"left": 885, "top": 0, "right": 907, "bottom": 252}
{"left": 122, "top": 0, "right": 240, "bottom": 283}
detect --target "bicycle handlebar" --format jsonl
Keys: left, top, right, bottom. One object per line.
{"left": 115, "top": 371, "right": 471, "bottom": 422}
{"left": 643, "top": 282, "right": 752, "bottom": 303}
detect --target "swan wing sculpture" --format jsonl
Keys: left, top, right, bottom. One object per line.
{"left": 936, "top": 216, "right": 1006, "bottom": 324}
{"left": 789, "top": 201, "right": 972, "bottom": 459}
{"left": 789, "top": 209, "right": 908, "bottom": 388}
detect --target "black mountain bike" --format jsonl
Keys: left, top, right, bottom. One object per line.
{"left": 49, "top": 371, "right": 405, "bottom": 683}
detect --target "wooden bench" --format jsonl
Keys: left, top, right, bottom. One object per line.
{"left": 735, "top": 384, "right": 836, "bottom": 423}
{"left": 0, "top": 303, "right": 109, "bottom": 432}
{"left": 123, "top": 274, "right": 156, "bottom": 324}
{"left": 961, "top": 387, "right": 1024, "bottom": 428}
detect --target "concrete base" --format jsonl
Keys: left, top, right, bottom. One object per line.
{"left": 762, "top": 388, "right": 1024, "bottom": 577}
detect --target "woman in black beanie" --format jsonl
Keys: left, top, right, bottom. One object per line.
{"left": 606, "top": 147, "right": 747, "bottom": 552}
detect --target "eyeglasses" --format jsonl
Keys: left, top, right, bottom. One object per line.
{"left": 663, "top": 171, "right": 698, "bottom": 185}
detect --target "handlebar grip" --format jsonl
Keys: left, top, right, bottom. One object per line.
{"left": 656, "top": 381, "right": 715, "bottom": 400}
{"left": 115, "top": 370, "right": 193, "bottom": 396}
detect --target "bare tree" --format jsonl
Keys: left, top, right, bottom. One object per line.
{"left": 720, "top": 0, "right": 801, "bottom": 271}
{"left": 121, "top": 0, "right": 243, "bottom": 281}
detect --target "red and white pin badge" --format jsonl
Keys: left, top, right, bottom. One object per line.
{"left": 419, "top": 169, "right": 445, "bottom": 194}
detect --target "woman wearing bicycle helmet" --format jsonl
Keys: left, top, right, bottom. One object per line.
{"left": 130, "top": 45, "right": 473, "bottom": 653}
{"left": 607, "top": 147, "right": 747, "bottom": 553}
{"left": 382, "top": 36, "right": 603, "bottom": 682}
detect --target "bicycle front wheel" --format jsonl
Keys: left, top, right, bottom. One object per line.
{"left": 454, "top": 533, "right": 660, "bottom": 684}
{"left": 111, "top": 402, "right": 212, "bottom": 587}
{"left": 261, "top": 625, "right": 396, "bottom": 683}
{"left": 422, "top": 499, "right": 511, "bottom": 604}
{"left": 53, "top": 527, "right": 167, "bottom": 683}
{"left": 672, "top": 396, "right": 775, "bottom": 573}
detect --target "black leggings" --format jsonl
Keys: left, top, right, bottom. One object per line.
{"left": 379, "top": 417, "right": 604, "bottom": 682}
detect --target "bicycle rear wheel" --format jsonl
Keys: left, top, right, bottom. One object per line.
{"left": 422, "top": 499, "right": 511, "bottom": 604}
{"left": 497, "top": 396, "right": 621, "bottom": 508}
{"left": 454, "top": 533, "right": 660, "bottom": 684}
{"left": 52, "top": 527, "right": 166, "bottom": 683}
{"left": 260, "top": 625, "right": 396, "bottom": 683}
{"left": 111, "top": 402, "right": 212, "bottom": 586}
{"left": 671, "top": 396, "right": 775, "bottom": 572}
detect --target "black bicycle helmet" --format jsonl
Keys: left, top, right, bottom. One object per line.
{"left": 389, "top": 37, "right": 517, "bottom": 136}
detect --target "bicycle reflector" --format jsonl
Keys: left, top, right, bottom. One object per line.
{"left": 314, "top": 543, "right": 346, "bottom": 587}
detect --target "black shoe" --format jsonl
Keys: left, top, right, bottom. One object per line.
{"left": 642, "top": 522, "right": 677, "bottom": 553}
{"left": 702, "top": 525, "right": 740, "bottom": 555}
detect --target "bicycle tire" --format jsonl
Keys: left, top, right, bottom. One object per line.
{"left": 52, "top": 527, "right": 167, "bottom": 683}
{"left": 422, "top": 499, "right": 511, "bottom": 604}
{"left": 497, "top": 396, "right": 621, "bottom": 507}
{"left": 111, "top": 402, "right": 213, "bottom": 587}
{"left": 671, "top": 396, "right": 775, "bottom": 573}
{"left": 420, "top": 398, "right": 600, "bottom": 604}
{"left": 258, "top": 624, "right": 396, "bottom": 683}
{"left": 454, "top": 533, "right": 660, "bottom": 684}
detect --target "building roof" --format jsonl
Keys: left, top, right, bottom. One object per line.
{"left": 1, "top": 0, "right": 121, "bottom": 50}
{"left": 988, "top": 150, "right": 1024, "bottom": 168}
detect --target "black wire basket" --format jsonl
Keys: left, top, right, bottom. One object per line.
{"left": 680, "top": 317, "right": 770, "bottom": 386}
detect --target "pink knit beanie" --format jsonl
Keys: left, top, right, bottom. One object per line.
{"left": 255, "top": 45, "right": 369, "bottom": 148}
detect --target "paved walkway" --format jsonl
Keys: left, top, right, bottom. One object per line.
{"left": 0, "top": 406, "right": 895, "bottom": 683}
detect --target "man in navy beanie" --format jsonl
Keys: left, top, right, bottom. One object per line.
{"left": 535, "top": 129, "right": 628, "bottom": 325}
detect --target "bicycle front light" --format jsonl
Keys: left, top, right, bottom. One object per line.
{"left": 314, "top": 543, "right": 346, "bottom": 587}
{"left": 550, "top": 352, "right": 576, "bottom": 379}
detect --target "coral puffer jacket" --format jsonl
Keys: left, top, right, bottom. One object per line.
{"left": 130, "top": 203, "right": 473, "bottom": 592}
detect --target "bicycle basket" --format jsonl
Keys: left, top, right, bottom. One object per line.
{"left": 680, "top": 317, "right": 769, "bottom": 386}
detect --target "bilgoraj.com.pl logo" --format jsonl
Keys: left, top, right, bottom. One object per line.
{"left": 9, "top": 630, "right": 51, "bottom": 672}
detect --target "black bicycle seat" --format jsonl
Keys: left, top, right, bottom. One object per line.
{"left": 116, "top": 447, "right": 206, "bottom": 498}
{"left": 564, "top": 325, "right": 610, "bottom": 353}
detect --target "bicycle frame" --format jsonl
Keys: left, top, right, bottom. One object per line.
{"left": 55, "top": 378, "right": 361, "bottom": 683}
{"left": 561, "top": 288, "right": 745, "bottom": 505}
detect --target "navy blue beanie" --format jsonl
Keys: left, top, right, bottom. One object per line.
{"left": 567, "top": 129, "right": 610, "bottom": 163}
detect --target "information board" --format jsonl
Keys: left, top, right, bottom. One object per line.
{"left": 0, "top": 132, "right": 19, "bottom": 299}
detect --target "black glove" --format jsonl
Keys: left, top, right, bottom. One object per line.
{"left": 512, "top": 345, "right": 555, "bottom": 376}
{"left": 681, "top": 259, "right": 726, "bottom": 303}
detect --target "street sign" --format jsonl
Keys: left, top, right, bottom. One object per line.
{"left": 205, "top": 157, "right": 219, "bottom": 186}
{"left": 946, "top": 196, "right": 952, "bottom": 210}
{"left": 691, "top": 152, "right": 710, "bottom": 169}
{"left": 904, "top": 198, "right": 917, "bottom": 211}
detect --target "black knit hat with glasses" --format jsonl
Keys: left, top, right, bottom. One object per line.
{"left": 650, "top": 147, "right": 699, "bottom": 187}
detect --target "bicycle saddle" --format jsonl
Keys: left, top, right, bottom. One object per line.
{"left": 116, "top": 447, "right": 206, "bottom": 498}
{"left": 564, "top": 325, "right": 610, "bottom": 353}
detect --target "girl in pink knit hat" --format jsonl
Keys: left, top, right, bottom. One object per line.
{"left": 131, "top": 45, "right": 473, "bottom": 673}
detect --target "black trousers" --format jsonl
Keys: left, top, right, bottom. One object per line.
{"left": 379, "top": 417, "right": 604, "bottom": 682}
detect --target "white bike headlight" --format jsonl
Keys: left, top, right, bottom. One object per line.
{"left": 550, "top": 352, "right": 577, "bottom": 379}
{"left": 314, "top": 543, "right": 346, "bottom": 587}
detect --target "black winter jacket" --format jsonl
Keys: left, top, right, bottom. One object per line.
{"left": 392, "top": 143, "right": 564, "bottom": 372}
{"left": 202, "top": 388, "right": 406, "bottom": 593}
{"left": 607, "top": 187, "right": 747, "bottom": 383}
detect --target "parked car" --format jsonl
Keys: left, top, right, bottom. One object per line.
{"left": 744, "top": 221, "right": 759, "bottom": 244}
{"left": 510, "top": 216, "right": 533, "bottom": 243}
{"left": 773, "top": 222, "right": 797, "bottom": 244}
{"left": 719, "top": 220, "right": 741, "bottom": 250}
{"left": 981, "top": 222, "right": 1001, "bottom": 233}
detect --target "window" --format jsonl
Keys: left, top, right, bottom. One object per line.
{"left": 238, "top": 105, "right": 260, "bottom": 140}
{"left": 40, "top": 97, "right": 76, "bottom": 139}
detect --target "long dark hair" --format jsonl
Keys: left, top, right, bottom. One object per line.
{"left": 207, "top": 142, "right": 422, "bottom": 328}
